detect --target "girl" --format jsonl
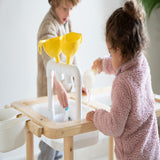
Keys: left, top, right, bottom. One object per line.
{"left": 86, "top": 0, "right": 160, "bottom": 159}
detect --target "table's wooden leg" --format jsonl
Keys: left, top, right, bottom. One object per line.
{"left": 64, "top": 136, "right": 73, "bottom": 160}
{"left": 109, "top": 136, "right": 114, "bottom": 160}
{"left": 26, "top": 130, "right": 34, "bottom": 160}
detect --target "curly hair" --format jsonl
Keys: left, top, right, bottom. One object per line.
{"left": 106, "top": 0, "right": 149, "bottom": 60}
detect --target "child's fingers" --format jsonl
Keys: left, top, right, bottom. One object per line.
{"left": 62, "top": 92, "right": 69, "bottom": 109}
{"left": 57, "top": 91, "right": 68, "bottom": 109}
{"left": 63, "top": 95, "right": 69, "bottom": 109}
{"left": 92, "top": 62, "right": 97, "bottom": 70}
{"left": 86, "top": 114, "right": 92, "bottom": 121}
{"left": 86, "top": 111, "right": 95, "bottom": 121}
{"left": 92, "top": 58, "right": 102, "bottom": 72}
{"left": 82, "top": 87, "right": 87, "bottom": 96}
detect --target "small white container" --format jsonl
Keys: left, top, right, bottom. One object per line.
{"left": 0, "top": 108, "right": 29, "bottom": 153}
{"left": 0, "top": 108, "right": 20, "bottom": 121}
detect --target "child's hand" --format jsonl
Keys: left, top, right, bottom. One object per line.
{"left": 92, "top": 57, "right": 103, "bottom": 74}
{"left": 82, "top": 86, "right": 87, "bottom": 96}
{"left": 54, "top": 75, "right": 68, "bottom": 109}
{"left": 86, "top": 111, "right": 95, "bottom": 121}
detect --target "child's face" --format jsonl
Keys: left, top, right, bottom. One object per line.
{"left": 106, "top": 41, "right": 123, "bottom": 71}
{"left": 54, "top": 0, "right": 73, "bottom": 24}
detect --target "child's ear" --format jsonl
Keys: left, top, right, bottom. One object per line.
{"left": 116, "top": 47, "right": 121, "bottom": 55}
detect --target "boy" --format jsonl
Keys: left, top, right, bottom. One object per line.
{"left": 37, "top": 0, "right": 81, "bottom": 159}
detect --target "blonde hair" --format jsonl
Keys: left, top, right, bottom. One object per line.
{"left": 48, "top": 0, "right": 80, "bottom": 6}
{"left": 106, "top": 0, "right": 149, "bottom": 60}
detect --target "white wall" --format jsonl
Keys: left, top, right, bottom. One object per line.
{"left": 0, "top": 0, "right": 121, "bottom": 107}
{"left": 146, "top": 8, "right": 160, "bottom": 94}
{"left": 0, "top": 0, "right": 49, "bottom": 106}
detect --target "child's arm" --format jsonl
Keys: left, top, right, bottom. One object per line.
{"left": 103, "top": 57, "right": 116, "bottom": 75}
{"left": 92, "top": 58, "right": 103, "bottom": 74}
{"left": 54, "top": 74, "right": 68, "bottom": 109}
{"left": 92, "top": 57, "right": 116, "bottom": 75}
{"left": 92, "top": 81, "right": 131, "bottom": 137}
